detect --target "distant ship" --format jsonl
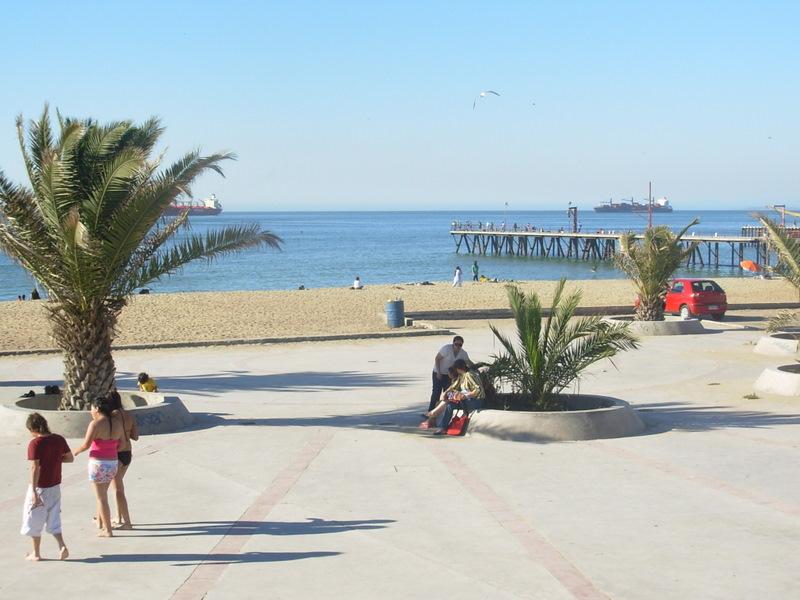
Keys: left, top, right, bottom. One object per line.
{"left": 594, "top": 197, "right": 673, "bottom": 213}
{"left": 164, "top": 194, "right": 223, "bottom": 216}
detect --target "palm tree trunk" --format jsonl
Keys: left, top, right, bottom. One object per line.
{"left": 636, "top": 297, "right": 665, "bottom": 321}
{"left": 49, "top": 302, "right": 118, "bottom": 410}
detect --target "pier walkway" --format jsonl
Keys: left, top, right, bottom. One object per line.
{"left": 450, "top": 229, "right": 771, "bottom": 268}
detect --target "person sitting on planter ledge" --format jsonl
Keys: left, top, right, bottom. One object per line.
{"left": 434, "top": 359, "right": 484, "bottom": 435}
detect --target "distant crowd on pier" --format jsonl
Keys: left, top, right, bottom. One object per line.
{"left": 451, "top": 220, "right": 584, "bottom": 233}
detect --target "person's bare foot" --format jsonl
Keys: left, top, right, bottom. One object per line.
{"left": 58, "top": 546, "right": 69, "bottom": 560}
{"left": 114, "top": 523, "right": 133, "bottom": 530}
{"left": 97, "top": 530, "right": 113, "bottom": 538}
{"left": 25, "top": 552, "right": 41, "bottom": 561}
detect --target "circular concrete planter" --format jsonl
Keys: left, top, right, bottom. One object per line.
{"left": 469, "top": 394, "right": 645, "bottom": 442}
{"left": 0, "top": 390, "right": 193, "bottom": 438}
{"left": 605, "top": 315, "right": 705, "bottom": 336}
{"left": 753, "top": 333, "right": 800, "bottom": 357}
{"left": 754, "top": 364, "right": 800, "bottom": 396}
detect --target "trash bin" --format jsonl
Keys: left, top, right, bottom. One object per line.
{"left": 385, "top": 299, "right": 405, "bottom": 328}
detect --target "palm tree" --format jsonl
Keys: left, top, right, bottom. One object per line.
{"left": 487, "top": 280, "right": 639, "bottom": 411}
{"left": 758, "top": 215, "right": 800, "bottom": 333}
{"left": 0, "top": 107, "right": 281, "bottom": 409}
{"left": 615, "top": 220, "right": 699, "bottom": 321}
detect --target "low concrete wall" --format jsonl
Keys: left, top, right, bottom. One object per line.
{"left": 605, "top": 315, "right": 705, "bottom": 336}
{"left": 754, "top": 365, "right": 800, "bottom": 397}
{"left": 753, "top": 334, "right": 800, "bottom": 357}
{"left": 469, "top": 395, "right": 645, "bottom": 442}
{"left": 0, "top": 391, "right": 193, "bottom": 438}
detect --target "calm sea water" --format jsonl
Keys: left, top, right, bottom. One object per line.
{"left": 0, "top": 210, "right": 774, "bottom": 301}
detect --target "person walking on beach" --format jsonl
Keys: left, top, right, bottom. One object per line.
{"left": 471, "top": 260, "right": 479, "bottom": 282}
{"left": 429, "top": 336, "right": 471, "bottom": 411}
{"left": 73, "top": 398, "right": 124, "bottom": 537}
{"left": 21, "top": 413, "right": 73, "bottom": 561}
{"left": 452, "top": 266, "right": 463, "bottom": 287}
{"left": 109, "top": 391, "right": 138, "bottom": 530}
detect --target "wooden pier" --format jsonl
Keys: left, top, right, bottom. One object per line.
{"left": 450, "top": 230, "right": 772, "bottom": 268}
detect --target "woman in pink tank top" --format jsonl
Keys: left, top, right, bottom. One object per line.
{"left": 73, "top": 397, "right": 124, "bottom": 537}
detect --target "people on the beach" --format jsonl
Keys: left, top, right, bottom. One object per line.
{"left": 471, "top": 260, "right": 479, "bottom": 282}
{"left": 30, "top": 288, "right": 41, "bottom": 300}
{"left": 429, "top": 336, "right": 471, "bottom": 411}
{"left": 21, "top": 413, "right": 72, "bottom": 561}
{"left": 452, "top": 266, "right": 463, "bottom": 287}
{"left": 72, "top": 397, "right": 124, "bottom": 537}
{"left": 108, "top": 390, "right": 138, "bottom": 530}
{"left": 352, "top": 276, "right": 363, "bottom": 290}
{"left": 137, "top": 372, "right": 158, "bottom": 392}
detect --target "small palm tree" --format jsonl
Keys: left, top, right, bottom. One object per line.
{"left": 487, "top": 280, "right": 639, "bottom": 410}
{"left": 759, "top": 215, "right": 800, "bottom": 333}
{"left": 615, "top": 220, "right": 699, "bottom": 321}
{"left": 0, "top": 107, "right": 281, "bottom": 409}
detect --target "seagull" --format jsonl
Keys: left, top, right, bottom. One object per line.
{"left": 473, "top": 90, "right": 500, "bottom": 110}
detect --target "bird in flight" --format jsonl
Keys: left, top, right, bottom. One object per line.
{"left": 473, "top": 90, "right": 500, "bottom": 110}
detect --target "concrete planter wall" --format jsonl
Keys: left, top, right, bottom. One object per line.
{"left": 753, "top": 333, "right": 800, "bottom": 357}
{"left": 605, "top": 315, "right": 705, "bottom": 336}
{"left": 754, "top": 364, "right": 800, "bottom": 397}
{"left": 469, "top": 395, "right": 645, "bottom": 442}
{"left": 0, "top": 390, "right": 193, "bottom": 438}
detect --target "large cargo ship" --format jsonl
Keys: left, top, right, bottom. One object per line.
{"left": 594, "top": 197, "right": 673, "bottom": 213}
{"left": 164, "top": 194, "right": 223, "bottom": 216}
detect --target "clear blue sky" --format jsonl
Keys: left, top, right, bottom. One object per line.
{"left": 1, "top": 1, "right": 797, "bottom": 210}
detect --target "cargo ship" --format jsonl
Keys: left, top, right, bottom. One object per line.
{"left": 594, "top": 197, "right": 673, "bottom": 213}
{"left": 164, "top": 194, "right": 223, "bottom": 216}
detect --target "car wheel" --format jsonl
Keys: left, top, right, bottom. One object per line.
{"left": 711, "top": 313, "right": 725, "bottom": 321}
{"left": 680, "top": 305, "right": 691, "bottom": 319}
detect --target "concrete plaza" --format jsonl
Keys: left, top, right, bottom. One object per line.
{"left": 0, "top": 316, "right": 798, "bottom": 599}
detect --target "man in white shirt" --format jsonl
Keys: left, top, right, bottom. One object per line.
{"left": 429, "top": 336, "right": 471, "bottom": 411}
{"left": 352, "top": 276, "right": 363, "bottom": 290}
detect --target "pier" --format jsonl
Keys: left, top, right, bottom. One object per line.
{"left": 450, "top": 230, "right": 772, "bottom": 268}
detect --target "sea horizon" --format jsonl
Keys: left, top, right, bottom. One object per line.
{"left": 0, "top": 209, "right": 779, "bottom": 302}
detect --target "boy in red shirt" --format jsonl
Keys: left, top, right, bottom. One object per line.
{"left": 21, "top": 413, "right": 73, "bottom": 561}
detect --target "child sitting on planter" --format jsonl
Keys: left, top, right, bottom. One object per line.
{"left": 137, "top": 372, "right": 158, "bottom": 393}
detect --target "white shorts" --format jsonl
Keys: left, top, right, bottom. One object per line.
{"left": 20, "top": 485, "right": 62, "bottom": 537}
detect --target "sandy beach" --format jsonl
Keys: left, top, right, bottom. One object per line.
{"left": 0, "top": 277, "right": 796, "bottom": 352}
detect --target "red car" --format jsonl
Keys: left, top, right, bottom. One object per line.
{"left": 634, "top": 278, "right": 728, "bottom": 320}
{"left": 665, "top": 278, "right": 727, "bottom": 320}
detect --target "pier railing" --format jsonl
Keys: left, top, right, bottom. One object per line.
{"left": 449, "top": 230, "right": 772, "bottom": 268}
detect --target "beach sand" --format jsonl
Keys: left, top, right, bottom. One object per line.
{"left": 0, "top": 278, "right": 796, "bottom": 352}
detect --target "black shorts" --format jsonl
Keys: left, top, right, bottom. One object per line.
{"left": 117, "top": 451, "right": 132, "bottom": 467}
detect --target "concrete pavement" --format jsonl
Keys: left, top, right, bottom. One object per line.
{"left": 0, "top": 319, "right": 798, "bottom": 599}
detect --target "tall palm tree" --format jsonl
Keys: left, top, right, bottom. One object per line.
{"left": 0, "top": 106, "right": 281, "bottom": 409}
{"left": 487, "top": 280, "right": 639, "bottom": 410}
{"left": 615, "top": 220, "right": 699, "bottom": 321}
{"left": 758, "top": 215, "right": 800, "bottom": 333}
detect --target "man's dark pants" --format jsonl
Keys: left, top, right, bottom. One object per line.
{"left": 429, "top": 371, "right": 450, "bottom": 411}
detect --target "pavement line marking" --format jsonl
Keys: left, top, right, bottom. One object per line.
{"left": 592, "top": 443, "right": 800, "bottom": 518}
{"left": 427, "top": 442, "right": 608, "bottom": 600}
{"left": 170, "top": 428, "right": 334, "bottom": 600}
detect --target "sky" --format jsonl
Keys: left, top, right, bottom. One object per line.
{"left": 0, "top": 0, "right": 798, "bottom": 211}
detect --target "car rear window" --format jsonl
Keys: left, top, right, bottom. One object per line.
{"left": 691, "top": 281, "right": 723, "bottom": 293}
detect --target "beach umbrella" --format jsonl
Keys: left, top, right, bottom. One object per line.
{"left": 740, "top": 259, "right": 761, "bottom": 273}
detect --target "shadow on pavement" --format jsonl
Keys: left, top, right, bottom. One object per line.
{"left": 122, "top": 517, "right": 395, "bottom": 538}
{"left": 75, "top": 550, "right": 340, "bottom": 565}
{"left": 636, "top": 401, "right": 800, "bottom": 432}
{"left": 183, "top": 407, "right": 429, "bottom": 434}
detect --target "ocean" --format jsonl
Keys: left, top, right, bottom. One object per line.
{"left": 0, "top": 209, "right": 776, "bottom": 301}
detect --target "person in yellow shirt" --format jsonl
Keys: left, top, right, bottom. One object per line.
{"left": 137, "top": 373, "right": 158, "bottom": 393}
